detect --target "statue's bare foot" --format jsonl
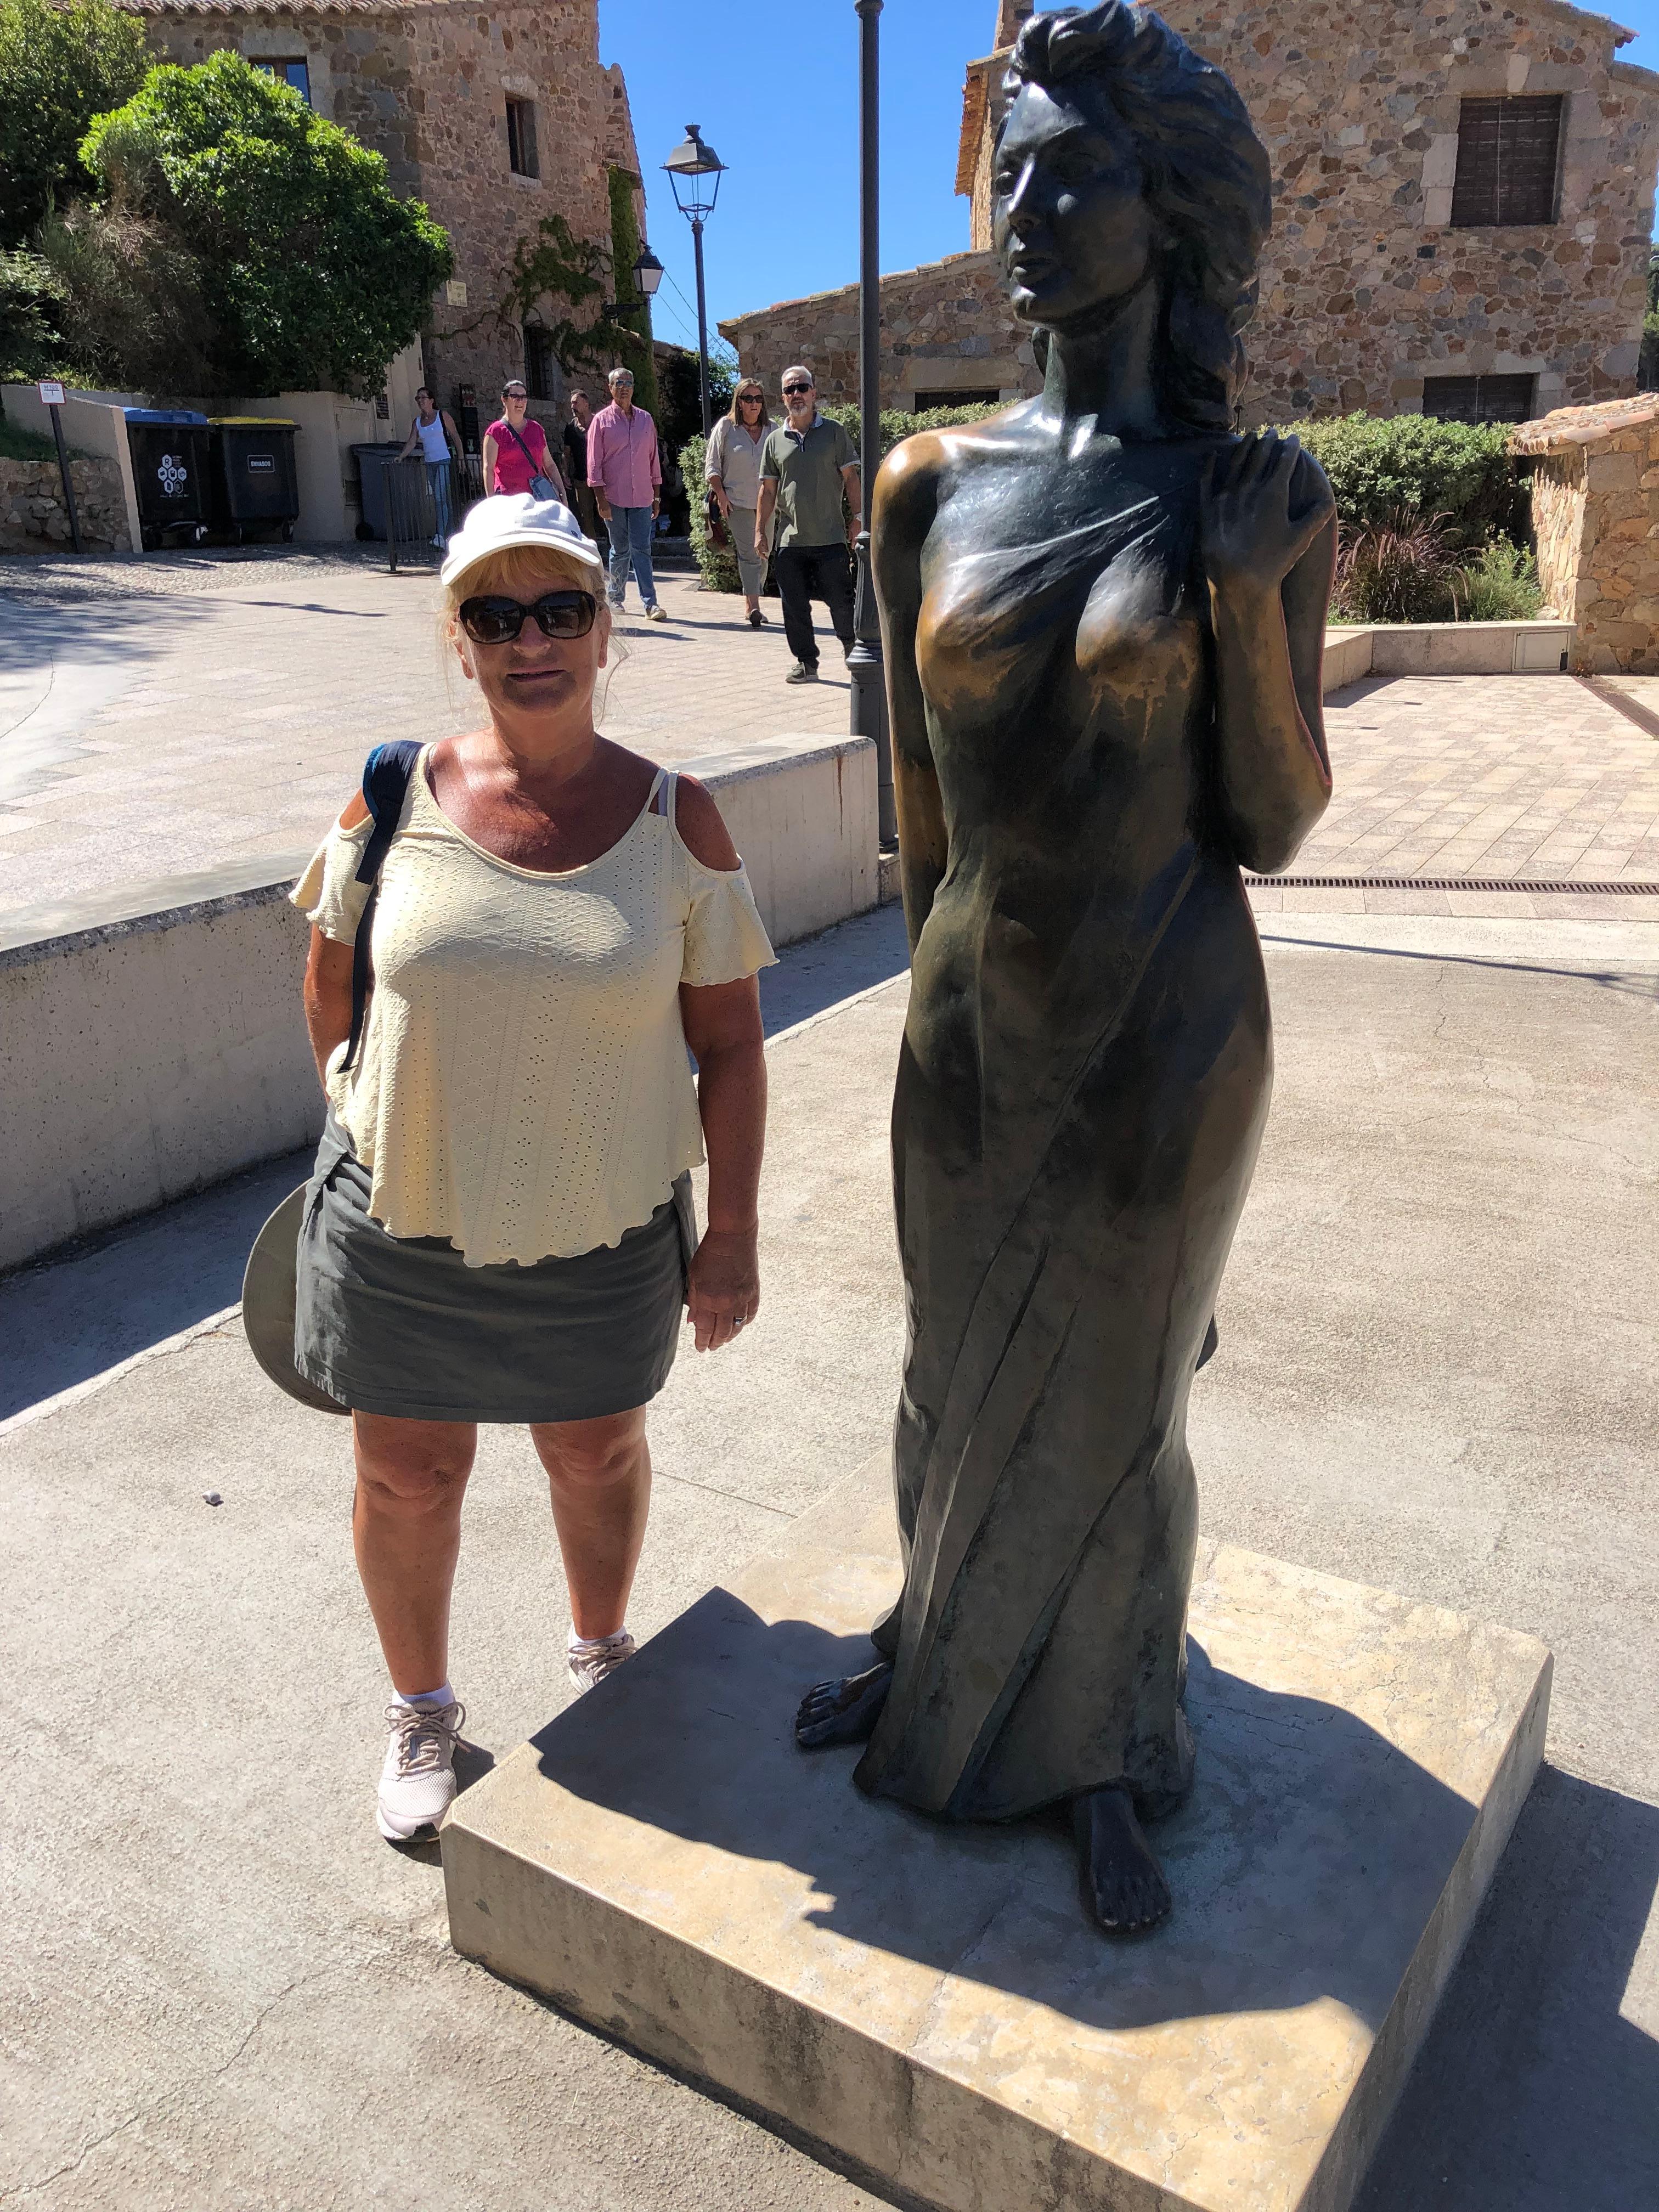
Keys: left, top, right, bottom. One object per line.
{"left": 1072, "top": 1786, "right": 1172, "bottom": 1934}
{"left": 795, "top": 1661, "right": 893, "bottom": 1750}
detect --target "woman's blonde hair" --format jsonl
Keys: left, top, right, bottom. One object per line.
{"left": 727, "top": 380, "right": 771, "bottom": 426}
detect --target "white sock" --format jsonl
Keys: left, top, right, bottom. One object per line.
{"left": 392, "top": 1681, "right": 455, "bottom": 1709}
{"left": 567, "top": 1627, "right": 629, "bottom": 1654}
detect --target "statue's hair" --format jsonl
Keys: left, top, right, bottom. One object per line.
{"left": 1001, "top": 3, "right": 1272, "bottom": 433}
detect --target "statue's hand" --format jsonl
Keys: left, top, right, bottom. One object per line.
{"left": 1199, "top": 431, "right": 1335, "bottom": 596}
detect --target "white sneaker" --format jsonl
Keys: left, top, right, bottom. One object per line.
{"left": 568, "top": 1631, "right": 636, "bottom": 1694}
{"left": 376, "top": 1698, "right": 465, "bottom": 1841}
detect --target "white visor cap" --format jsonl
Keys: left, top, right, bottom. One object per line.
{"left": 439, "top": 492, "right": 607, "bottom": 595}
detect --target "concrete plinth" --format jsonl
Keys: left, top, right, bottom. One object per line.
{"left": 443, "top": 1457, "right": 1550, "bottom": 2212}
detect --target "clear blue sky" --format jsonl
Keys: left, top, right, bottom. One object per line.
{"left": 599, "top": 0, "right": 1659, "bottom": 353}
{"left": 597, "top": 0, "right": 993, "bottom": 346}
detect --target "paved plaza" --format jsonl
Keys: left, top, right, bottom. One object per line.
{"left": 3, "top": 545, "right": 1658, "bottom": 2209}
{"left": 4, "top": 545, "right": 1659, "bottom": 921}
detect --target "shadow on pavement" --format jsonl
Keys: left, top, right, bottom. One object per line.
{"left": 1357, "top": 1764, "right": 1659, "bottom": 2211}
{"left": 0, "top": 1148, "right": 310, "bottom": 1424}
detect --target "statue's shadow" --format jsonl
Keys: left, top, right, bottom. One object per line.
{"left": 528, "top": 1590, "right": 1576, "bottom": 2040}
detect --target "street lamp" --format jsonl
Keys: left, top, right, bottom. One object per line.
{"left": 849, "top": 1, "right": 895, "bottom": 846}
{"left": 663, "top": 123, "right": 726, "bottom": 437}
{"left": 631, "top": 246, "right": 664, "bottom": 304}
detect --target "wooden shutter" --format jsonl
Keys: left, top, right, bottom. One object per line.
{"left": 1421, "top": 374, "right": 1537, "bottom": 424}
{"left": 1450, "top": 96, "right": 1563, "bottom": 227}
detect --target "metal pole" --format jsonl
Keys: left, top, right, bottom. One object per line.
{"left": 692, "top": 215, "right": 712, "bottom": 438}
{"left": 849, "top": 0, "right": 894, "bottom": 847}
{"left": 48, "top": 403, "right": 84, "bottom": 556}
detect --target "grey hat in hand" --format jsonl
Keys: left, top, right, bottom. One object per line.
{"left": 241, "top": 1185, "right": 349, "bottom": 1415}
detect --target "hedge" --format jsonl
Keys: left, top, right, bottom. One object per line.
{"left": 1282, "top": 410, "right": 1520, "bottom": 546}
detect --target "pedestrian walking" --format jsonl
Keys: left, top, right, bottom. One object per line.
{"left": 483, "top": 379, "right": 566, "bottom": 503}
{"left": 563, "top": 389, "right": 609, "bottom": 557}
{"left": 755, "top": 365, "right": 860, "bottom": 684}
{"left": 706, "top": 380, "right": 772, "bottom": 628}
{"left": 288, "top": 491, "right": 774, "bottom": 1843}
{"left": 588, "top": 366, "right": 666, "bottom": 622}
{"left": 396, "top": 386, "right": 463, "bottom": 546}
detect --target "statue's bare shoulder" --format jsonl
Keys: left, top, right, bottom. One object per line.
{"left": 874, "top": 403, "right": 1028, "bottom": 553}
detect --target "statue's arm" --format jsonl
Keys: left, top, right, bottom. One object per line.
{"left": 873, "top": 438, "right": 947, "bottom": 953}
{"left": 1200, "top": 436, "right": 1338, "bottom": 873}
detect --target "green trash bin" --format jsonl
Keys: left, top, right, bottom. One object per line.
{"left": 208, "top": 417, "right": 301, "bottom": 542}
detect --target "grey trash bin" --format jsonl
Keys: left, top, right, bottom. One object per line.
{"left": 351, "top": 442, "right": 406, "bottom": 541}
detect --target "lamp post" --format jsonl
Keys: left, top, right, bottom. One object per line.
{"left": 663, "top": 123, "right": 726, "bottom": 437}
{"left": 849, "top": 1, "right": 894, "bottom": 846}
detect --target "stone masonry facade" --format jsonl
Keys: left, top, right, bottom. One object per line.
{"left": 725, "top": 0, "right": 1659, "bottom": 426}
{"left": 1513, "top": 391, "right": 1659, "bottom": 668}
{"left": 0, "top": 456, "right": 130, "bottom": 554}
{"left": 126, "top": 0, "right": 646, "bottom": 442}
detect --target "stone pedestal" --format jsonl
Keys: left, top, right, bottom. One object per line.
{"left": 443, "top": 1458, "right": 1550, "bottom": 2212}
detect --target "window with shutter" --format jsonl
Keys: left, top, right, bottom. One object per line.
{"left": 506, "top": 97, "right": 539, "bottom": 179}
{"left": 1449, "top": 95, "right": 1563, "bottom": 227}
{"left": 1421, "top": 373, "right": 1537, "bottom": 425}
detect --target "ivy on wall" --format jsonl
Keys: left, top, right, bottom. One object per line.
{"left": 605, "top": 165, "right": 658, "bottom": 419}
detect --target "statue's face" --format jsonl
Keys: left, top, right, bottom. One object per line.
{"left": 992, "top": 82, "right": 1159, "bottom": 325}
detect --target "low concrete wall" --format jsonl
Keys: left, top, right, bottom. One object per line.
{"left": 0, "top": 735, "right": 877, "bottom": 1271}
{"left": 1322, "top": 619, "right": 1574, "bottom": 692}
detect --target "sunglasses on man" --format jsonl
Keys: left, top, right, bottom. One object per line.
{"left": 458, "top": 591, "right": 597, "bottom": 644}
{"left": 782, "top": 382, "right": 812, "bottom": 397}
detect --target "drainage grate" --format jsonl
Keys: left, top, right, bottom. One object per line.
{"left": 1242, "top": 874, "right": 1659, "bottom": 894}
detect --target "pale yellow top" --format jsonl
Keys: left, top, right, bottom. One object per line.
{"left": 291, "top": 754, "right": 776, "bottom": 1266}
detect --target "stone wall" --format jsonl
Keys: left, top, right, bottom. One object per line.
{"left": 731, "top": 0, "right": 1659, "bottom": 425}
{"left": 1513, "top": 392, "right": 1659, "bottom": 670}
{"left": 131, "top": 0, "right": 643, "bottom": 432}
{"left": 0, "top": 455, "right": 131, "bottom": 554}
{"left": 722, "top": 252, "right": 1036, "bottom": 412}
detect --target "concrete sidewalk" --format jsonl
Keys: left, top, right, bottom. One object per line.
{"left": 3, "top": 906, "right": 1657, "bottom": 2210}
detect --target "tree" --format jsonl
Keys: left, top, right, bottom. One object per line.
{"left": 0, "top": 0, "right": 148, "bottom": 248}
{"left": 80, "top": 50, "right": 452, "bottom": 396}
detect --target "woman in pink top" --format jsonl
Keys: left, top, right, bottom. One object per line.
{"left": 482, "top": 377, "right": 566, "bottom": 500}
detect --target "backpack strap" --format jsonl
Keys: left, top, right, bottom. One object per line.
{"left": 340, "top": 740, "right": 423, "bottom": 1076}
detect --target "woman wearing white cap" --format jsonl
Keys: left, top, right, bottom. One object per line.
{"left": 289, "top": 492, "right": 775, "bottom": 1843}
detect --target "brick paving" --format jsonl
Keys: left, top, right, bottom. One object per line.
{"left": 2, "top": 544, "right": 1656, "bottom": 923}
{"left": 1249, "top": 672, "right": 1659, "bottom": 921}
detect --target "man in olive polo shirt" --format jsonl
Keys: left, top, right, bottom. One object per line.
{"left": 755, "top": 364, "right": 860, "bottom": 684}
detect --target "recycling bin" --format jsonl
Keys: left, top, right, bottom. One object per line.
{"left": 208, "top": 417, "right": 300, "bottom": 541}
{"left": 351, "top": 442, "right": 407, "bottom": 541}
{"left": 123, "top": 408, "right": 211, "bottom": 550}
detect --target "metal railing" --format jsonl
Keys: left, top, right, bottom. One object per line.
{"left": 386, "top": 453, "right": 486, "bottom": 572}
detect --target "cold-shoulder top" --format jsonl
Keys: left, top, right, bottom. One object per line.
{"left": 291, "top": 756, "right": 776, "bottom": 1267}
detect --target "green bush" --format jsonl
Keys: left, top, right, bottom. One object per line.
{"left": 80, "top": 51, "right": 452, "bottom": 396}
{"left": 0, "top": 246, "right": 74, "bottom": 380}
{"left": 1451, "top": 535, "right": 1543, "bottom": 621}
{"left": 0, "top": 0, "right": 148, "bottom": 247}
{"left": 1284, "top": 410, "right": 1519, "bottom": 547}
{"left": 32, "top": 202, "right": 214, "bottom": 391}
{"left": 680, "top": 399, "right": 1005, "bottom": 590}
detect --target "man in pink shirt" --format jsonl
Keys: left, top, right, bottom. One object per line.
{"left": 586, "top": 365, "right": 665, "bottom": 621}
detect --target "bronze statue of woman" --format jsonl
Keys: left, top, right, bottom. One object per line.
{"left": 795, "top": 2, "right": 1336, "bottom": 1934}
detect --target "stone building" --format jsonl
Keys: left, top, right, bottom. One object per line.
{"left": 123, "top": 0, "right": 649, "bottom": 442}
{"left": 723, "top": 0, "right": 1659, "bottom": 426}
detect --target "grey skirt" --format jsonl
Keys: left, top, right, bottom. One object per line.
{"left": 294, "top": 1114, "right": 697, "bottom": 1424}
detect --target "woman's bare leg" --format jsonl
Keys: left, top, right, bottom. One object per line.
{"left": 352, "top": 1412, "right": 477, "bottom": 1695}
{"left": 530, "top": 1407, "right": 651, "bottom": 1639}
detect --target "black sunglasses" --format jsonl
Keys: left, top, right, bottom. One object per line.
{"left": 458, "top": 591, "right": 597, "bottom": 644}
{"left": 738, "top": 392, "right": 763, "bottom": 404}
{"left": 782, "top": 382, "right": 812, "bottom": 396}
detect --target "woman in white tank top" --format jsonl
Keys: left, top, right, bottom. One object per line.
{"left": 291, "top": 492, "right": 774, "bottom": 1842}
{"left": 396, "top": 385, "right": 462, "bottom": 545}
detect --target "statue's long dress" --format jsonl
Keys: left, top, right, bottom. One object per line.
{"left": 857, "top": 472, "right": 1273, "bottom": 1823}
